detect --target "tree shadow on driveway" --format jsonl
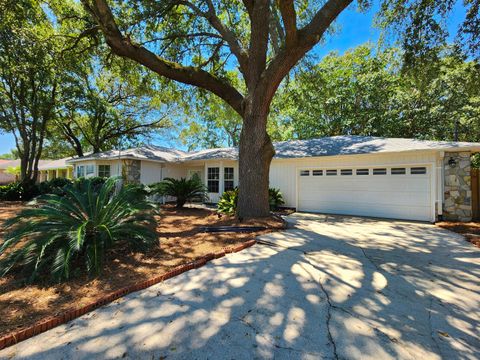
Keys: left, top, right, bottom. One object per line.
{"left": 2, "top": 214, "right": 479, "bottom": 359}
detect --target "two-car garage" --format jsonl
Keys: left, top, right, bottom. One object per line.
{"left": 296, "top": 165, "right": 433, "bottom": 222}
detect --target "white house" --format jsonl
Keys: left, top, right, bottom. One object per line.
{"left": 67, "top": 136, "right": 480, "bottom": 223}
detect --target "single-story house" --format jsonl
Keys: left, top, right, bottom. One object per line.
{"left": 0, "top": 158, "right": 73, "bottom": 184}
{"left": 67, "top": 136, "right": 480, "bottom": 223}
{"left": 0, "top": 159, "right": 17, "bottom": 184}
{"left": 37, "top": 157, "right": 74, "bottom": 182}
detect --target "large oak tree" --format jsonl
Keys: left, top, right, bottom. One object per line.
{"left": 80, "top": 0, "right": 479, "bottom": 217}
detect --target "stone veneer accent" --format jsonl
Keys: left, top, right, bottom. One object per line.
{"left": 122, "top": 159, "right": 141, "bottom": 184}
{"left": 443, "top": 152, "right": 472, "bottom": 222}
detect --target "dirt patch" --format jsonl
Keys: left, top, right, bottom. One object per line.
{"left": 0, "top": 202, "right": 284, "bottom": 338}
{"left": 437, "top": 221, "right": 480, "bottom": 248}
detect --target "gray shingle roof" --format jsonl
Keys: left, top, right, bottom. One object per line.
{"left": 67, "top": 136, "right": 480, "bottom": 163}
{"left": 38, "top": 157, "right": 73, "bottom": 170}
{"left": 66, "top": 145, "right": 187, "bottom": 163}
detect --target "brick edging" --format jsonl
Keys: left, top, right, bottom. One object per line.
{"left": 0, "top": 239, "right": 257, "bottom": 351}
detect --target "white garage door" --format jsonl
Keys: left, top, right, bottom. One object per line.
{"left": 297, "top": 165, "right": 433, "bottom": 221}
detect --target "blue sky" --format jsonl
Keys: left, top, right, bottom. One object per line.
{"left": 0, "top": 2, "right": 467, "bottom": 155}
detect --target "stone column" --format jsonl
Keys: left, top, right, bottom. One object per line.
{"left": 443, "top": 152, "right": 472, "bottom": 222}
{"left": 122, "top": 159, "right": 141, "bottom": 184}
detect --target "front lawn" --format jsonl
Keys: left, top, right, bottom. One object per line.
{"left": 0, "top": 203, "right": 283, "bottom": 338}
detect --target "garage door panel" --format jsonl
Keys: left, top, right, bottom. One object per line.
{"left": 298, "top": 200, "right": 430, "bottom": 221}
{"left": 298, "top": 191, "right": 430, "bottom": 207}
{"left": 300, "top": 178, "right": 430, "bottom": 192}
{"left": 297, "top": 166, "right": 432, "bottom": 221}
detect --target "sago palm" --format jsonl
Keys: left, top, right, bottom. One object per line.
{"left": 0, "top": 177, "right": 158, "bottom": 282}
{"left": 154, "top": 176, "right": 206, "bottom": 208}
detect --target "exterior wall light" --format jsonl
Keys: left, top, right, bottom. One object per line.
{"left": 448, "top": 157, "right": 457, "bottom": 168}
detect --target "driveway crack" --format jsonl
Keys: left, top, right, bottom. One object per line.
{"left": 428, "top": 297, "right": 443, "bottom": 355}
{"left": 318, "top": 278, "right": 339, "bottom": 360}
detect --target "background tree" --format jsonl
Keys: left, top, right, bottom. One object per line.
{"left": 80, "top": 0, "right": 479, "bottom": 218}
{"left": 178, "top": 91, "right": 243, "bottom": 150}
{"left": 53, "top": 59, "right": 174, "bottom": 157}
{"left": 0, "top": 0, "right": 62, "bottom": 183}
{"left": 277, "top": 44, "right": 480, "bottom": 142}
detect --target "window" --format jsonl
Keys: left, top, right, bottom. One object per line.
{"left": 76, "top": 165, "right": 85, "bottom": 178}
{"left": 224, "top": 167, "right": 234, "bottom": 191}
{"left": 341, "top": 169, "right": 353, "bottom": 176}
{"left": 207, "top": 167, "right": 220, "bottom": 193}
{"left": 326, "top": 169, "right": 337, "bottom": 176}
{"left": 312, "top": 170, "right": 323, "bottom": 176}
{"left": 356, "top": 169, "right": 369, "bottom": 175}
{"left": 411, "top": 167, "right": 427, "bottom": 175}
{"left": 373, "top": 168, "right": 387, "bottom": 175}
{"left": 300, "top": 170, "right": 310, "bottom": 176}
{"left": 391, "top": 168, "right": 406, "bottom": 175}
{"left": 98, "top": 165, "right": 111, "bottom": 178}
{"left": 86, "top": 165, "right": 94, "bottom": 176}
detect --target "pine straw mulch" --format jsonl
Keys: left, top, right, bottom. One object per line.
{"left": 436, "top": 221, "right": 480, "bottom": 248}
{"left": 0, "top": 202, "right": 284, "bottom": 338}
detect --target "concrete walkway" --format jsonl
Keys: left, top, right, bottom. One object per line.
{"left": 1, "top": 213, "right": 479, "bottom": 359}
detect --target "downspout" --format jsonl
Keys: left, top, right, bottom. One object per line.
{"left": 438, "top": 151, "right": 445, "bottom": 216}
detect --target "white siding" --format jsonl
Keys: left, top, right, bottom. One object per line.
{"left": 140, "top": 161, "right": 162, "bottom": 184}
{"left": 161, "top": 163, "right": 188, "bottom": 181}
{"left": 269, "top": 151, "right": 440, "bottom": 210}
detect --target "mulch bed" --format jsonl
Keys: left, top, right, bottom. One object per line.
{"left": 437, "top": 221, "right": 480, "bottom": 248}
{"left": 0, "top": 202, "right": 284, "bottom": 339}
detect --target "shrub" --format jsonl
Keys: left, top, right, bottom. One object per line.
{"left": 74, "top": 176, "right": 106, "bottom": 192}
{"left": 217, "top": 187, "right": 285, "bottom": 215}
{"left": 38, "top": 178, "right": 73, "bottom": 196}
{"left": 217, "top": 189, "right": 238, "bottom": 215}
{"left": 152, "top": 176, "right": 206, "bottom": 208}
{"left": 0, "top": 177, "right": 158, "bottom": 282}
{"left": 269, "top": 188, "right": 285, "bottom": 210}
{"left": 0, "top": 181, "right": 39, "bottom": 201}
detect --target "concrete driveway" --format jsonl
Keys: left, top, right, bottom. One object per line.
{"left": 1, "top": 213, "right": 479, "bottom": 359}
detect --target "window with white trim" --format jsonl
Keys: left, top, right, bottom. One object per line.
{"left": 391, "top": 168, "right": 406, "bottom": 175}
{"left": 224, "top": 167, "right": 234, "bottom": 191}
{"left": 411, "top": 167, "right": 427, "bottom": 174}
{"left": 341, "top": 169, "right": 353, "bottom": 175}
{"left": 373, "top": 168, "right": 387, "bottom": 175}
{"left": 312, "top": 170, "right": 323, "bottom": 176}
{"left": 356, "top": 169, "right": 369, "bottom": 175}
{"left": 300, "top": 170, "right": 310, "bottom": 176}
{"left": 86, "top": 165, "right": 94, "bottom": 176}
{"left": 207, "top": 167, "right": 220, "bottom": 193}
{"left": 326, "top": 169, "right": 337, "bottom": 176}
{"left": 76, "top": 165, "right": 85, "bottom": 178}
{"left": 98, "top": 165, "right": 111, "bottom": 178}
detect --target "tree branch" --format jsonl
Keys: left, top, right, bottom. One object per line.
{"left": 278, "top": 0, "right": 297, "bottom": 47}
{"left": 259, "top": 0, "right": 353, "bottom": 112}
{"left": 174, "top": 0, "right": 249, "bottom": 75}
{"left": 82, "top": 0, "right": 245, "bottom": 115}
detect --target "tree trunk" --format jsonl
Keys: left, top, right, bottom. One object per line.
{"left": 237, "top": 109, "right": 275, "bottom": 218}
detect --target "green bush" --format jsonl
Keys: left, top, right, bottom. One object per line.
{"left": 152, "top": 176, "right": 206, "bottom": 208}
{"left": 74, "top": 176, "right": 106, "bottom": 192}
{"left": 38, "top": 178, "right": 73, "bottom": 196}
{"left": 217, "top": 189, "right": 238, "bottom": 215}
{"left": 269, "top": 188, "right": 285, "bottom": 210}
{"left": 0, "top": 181, "right": 39, "bottom": 201}
{"left": 217, "top": 187, "right": 285, "bottom": 215}
{"left": 0, "top": 177, "right": 158, "bottom": 283}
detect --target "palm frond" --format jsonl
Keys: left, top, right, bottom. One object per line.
{"left": 0, "top": 177, "right": 158, "bottom": 283}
